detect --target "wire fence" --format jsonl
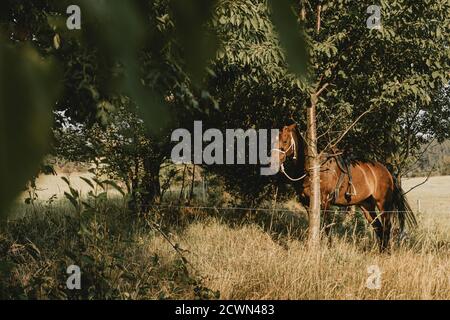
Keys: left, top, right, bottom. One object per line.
{"left": 150, "top": 204, "right": 421, "bottom": 214}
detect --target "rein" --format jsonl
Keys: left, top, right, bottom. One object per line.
{"left": 280, "top": 163, "right": 307, "bottom": 181}
{"left": 271, "top": 133, "right": 297, "bottom": 160}
{"left": 272, "top": 132, "right": 306, "bottom": 181}
{"left": 271, "top": 131, "right": 331, "bottom": 182}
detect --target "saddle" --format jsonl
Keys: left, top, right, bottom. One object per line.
{"left": 333, "top": 153, "right": 356, "bottom": 202}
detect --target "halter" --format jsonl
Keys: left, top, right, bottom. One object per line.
{"left": 271, "top": 133, "right": 297, "bottom": 160}
{"left": 271, "top": 132, "right": 306, "bottom": 182}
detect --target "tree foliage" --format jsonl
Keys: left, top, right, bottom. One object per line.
{"left": 1, "top": 0, "right": 450, "bottom": 216}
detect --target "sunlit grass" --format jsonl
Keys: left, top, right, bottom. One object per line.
{"left": 1, "top": 175, "right": 448, "bottom": 299}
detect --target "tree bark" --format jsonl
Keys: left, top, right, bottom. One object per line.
{"left": 188, "top": 164, "right": 196, "bottom": 204}
{"left": 128, "top": 157, "right": 140, "bottom": 214}
{"left": 141, "top": 157, "right": 161, "bottom": 212}
{"left": 179, "top": 164, "right": 187, "bottom": 203}
{"left": 306, "top": 92, "right": 321, "bottom": 249}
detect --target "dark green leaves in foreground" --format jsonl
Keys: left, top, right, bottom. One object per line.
{"left": 79, "top": 0, "right": 168, "bottom": 132}
{"left": 0, "top": 44, "right": 60, "bottom": 218}
{"left": 172, "top": 0, "right": 219, "bottom": 86}
{"left": 267, "top": 0, "right": 308, "bottom": 79}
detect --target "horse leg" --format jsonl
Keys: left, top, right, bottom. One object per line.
{"left": 321, "top": 194, "right": 334, "bottom": 244}
{"left": 359, "top": 198, "right": 386, "bottom": 252}
{"left": 297, "top": 191, "right": 310, "bottom": 210}
{"left": 380, "top": 214, "right": 392, "bottom": 252}
{"left": 375, "top": 198, "right": 393, "bottom": 253}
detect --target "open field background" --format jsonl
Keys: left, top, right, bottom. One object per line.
{"left": 23, "top": 171, "right": 450, "bottom": 214}
{"left": 403, "top": 176, "right": 450, "bottom": 234}
{"left": 22, "top": 171, "right": 450, "bottom": 233}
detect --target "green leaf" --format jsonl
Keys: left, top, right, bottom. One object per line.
{"left": 0, "top": 43, "right": 60, "bottom": 219}
{"left": 172, "top": 0, "right": 219, "bottom": 86}
{"left": 92, "top": 177, "right": 105, "bottom": 189}
{"left": 61, "top": 176, "right": 71, "bottom": 187}
{"left": 69, "top": 186, "right": 80, "bottom": 199}
{"left": 267, "top": 0, "right": 308, "bottom": 79}
{"left": 64, "top": 192, "right": 79, "bottom": 209}
{"left": 97, "top": 192, "right": 108, "bottom": 201}
{"left": 103, "top": 180, "right": 125, "bottom": 196}
{"left": 80, "top": 0, "right": 168, "bottom": 133}
{"left": 80, "top": 177, "right": 95, "bottom": 190}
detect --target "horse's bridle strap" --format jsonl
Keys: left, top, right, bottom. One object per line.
{"left": 271, "top": 133, "right": 297, "bottom": 160}
{"left": 271, "top": 132, "right": 304, "bottom": 181}
{"left": 280, "top": 163, "right": 307, "bottom": 181}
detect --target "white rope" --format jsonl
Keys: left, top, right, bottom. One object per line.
{"left": 271, "top": 133, "right": 305, "bottom": 181}
{"left": 280, "top": 163, "right": 307, "bottom": 181}
{"left": 271, "top": 133, "right": 296, "bottom": 157}
{"left": 292, "top": 132, "right": 297, "bottom": 160}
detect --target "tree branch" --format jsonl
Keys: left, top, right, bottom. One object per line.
{"left": 316, "top": 4, "right": 321, "bottom": 33}
{"left": 321, "top": 105, "right": 376, "bottom": 154}
{"left": 402, "top": 165, "right": 435, "bottom": 196}
{"left": 316, "top": 82, "right": 329, "bottom": 97}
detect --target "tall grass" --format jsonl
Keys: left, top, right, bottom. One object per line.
{"left": 0, "top": 199, "right": 449, "bottom": 299}
{"left": 154, "top": 219, "right": 449, "bottom": 299}
{"left": 0, "top": 201, "right": 216, "bottom": 299}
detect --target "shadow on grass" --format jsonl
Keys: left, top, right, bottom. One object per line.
{"left": 156, "top": 203, "right": 374, "bottom": 251}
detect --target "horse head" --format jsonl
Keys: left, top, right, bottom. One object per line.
{"left": 271, "top": 123, "right": 299, "bottom": 167}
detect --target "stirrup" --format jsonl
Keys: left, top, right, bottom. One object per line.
{"left": 345, "top": 182, "right": 357, "bottom": 196}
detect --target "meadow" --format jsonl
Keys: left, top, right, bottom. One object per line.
{"left": 0, "top": 173, "right": 449, "bottom": 299}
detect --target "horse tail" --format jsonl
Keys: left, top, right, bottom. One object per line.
{"left": 392, "top": 180, "right": 418, "bottom": 231}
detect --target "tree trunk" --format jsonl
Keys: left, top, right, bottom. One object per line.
{"left": 178, "top": 164, "right": 187, "bottom": 203}
{"left": 128, "top": 157, "right": 140, "bottom": 214}
{"left": 306, "top": 92, "right": 321, "bottom": 249}
{"left": 141, "top": 157, "right": 161, "bottom": 213}
{"left": 188, "top": 164, "right": 196, "bottom": 204}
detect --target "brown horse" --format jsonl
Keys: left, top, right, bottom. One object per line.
{"left": 271, "top": 124, "right": 417, "bottom": 251}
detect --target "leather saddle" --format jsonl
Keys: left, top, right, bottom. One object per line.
{"left": 333, "top": 153, "right": 356, "bottom": 202}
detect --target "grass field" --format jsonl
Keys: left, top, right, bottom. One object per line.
{"left": 1, "top": 174, "right": 449, "bottom": 299}
{"left": 150, "top": 219, "right": 450, "bottom": 299}
{"left": 26, "top": 172, "right": 450, "bottom": 234}
{"left": 403, "top": 176, "right": 450, "bottom": 232}
{"left": 27, "top": 172, "right": 450, "bottom": 214}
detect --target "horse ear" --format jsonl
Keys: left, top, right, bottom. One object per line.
{"left": 287, "top": 123, "right": 297, "bottom": 131}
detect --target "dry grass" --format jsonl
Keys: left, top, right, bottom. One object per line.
{"left": 146, "top": 217, "right": 450, "bottom": 300}
{"left": 2, "top": 174, "right": 449, "bottom": 300}
{"left": 404, "top": 175, "right": 450, "bottom": 232}
{"left": 147, "top": 176, "right": 450, "bottom": 300}
{"left": 19, "top": 169, "right": 123, "bottom": 202}
{"left": 2, "top": 201, "right": 449, "bottom": 299}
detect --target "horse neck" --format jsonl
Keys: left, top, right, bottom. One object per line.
{"left": 294, "top": 132, "right": 306, "bottom": 174}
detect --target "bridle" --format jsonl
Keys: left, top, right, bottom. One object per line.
{"left": 271, "top": 132, "right": 307, "bottom": 182}
{"left": 271, "top": 132, "right": 297, "bottom": 160}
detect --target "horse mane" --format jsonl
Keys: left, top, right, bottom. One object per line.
{"left": 293, "top": 126, "right": 306, "bottom": 174}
